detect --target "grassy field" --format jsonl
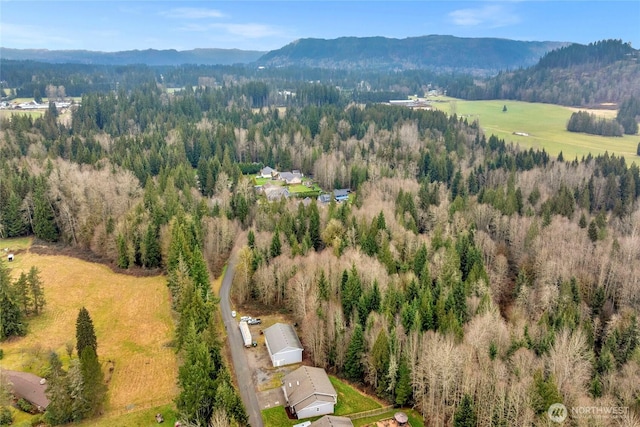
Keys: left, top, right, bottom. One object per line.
{"left": 0, "top": 248, "right": 178, "bottom": 419}
{"left": 429, "top": 97, "right": 640, "bottom": 160}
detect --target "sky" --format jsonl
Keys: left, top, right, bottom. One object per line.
{"left": 1, "top": 1, "right": 639, "bottom": 52}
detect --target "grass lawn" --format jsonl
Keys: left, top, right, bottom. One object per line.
{"left": 255, "top": 177, "right": 276, "bottom": 186}
{"left": 429, "top": 97, "right": 640, "bottom": 160}
{"left": 75, "top": 404, "right": 178, "bottom": 427}
{"left": 0, "top": 236, "right": 33, "bottom": 252}
{"left": 0, "top": 251, "right": 178, "bottom": 417}
{"left": 288, "top": 184, "right": 314, "bottom": 194}
{"left": 262, "top": 406, "right": 299, "bottom": 427}
{"left": 330, "top": 376, "right": 382, "bottom": 416}
{"left": 0, "top": 109, "right": 44, "bottom": 120}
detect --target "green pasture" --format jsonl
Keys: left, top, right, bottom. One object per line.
{"left": 429, "top": 97, "right": 640, "bottom": 160}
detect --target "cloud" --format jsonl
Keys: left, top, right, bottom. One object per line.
{"left": 449, "top": 4, "right": 521, "bottom": 28}
{"left": 0, "top": 23, "right": 76, "bottom": 47}
{"left": 162, "top": 7, "right": 225, "bottom": 19}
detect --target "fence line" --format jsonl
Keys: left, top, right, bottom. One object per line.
{"left": 346, "top": 405, "right": 395, "bottom": 420}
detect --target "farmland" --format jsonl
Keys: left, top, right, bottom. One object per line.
{"left": 0, "top": 239, "right": 177, "bottom": 422}
{"left": 429, "top": 97, "right": 639, "bottom": 160}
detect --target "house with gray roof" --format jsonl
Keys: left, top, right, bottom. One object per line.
{"left": 282, "top": 366, "right": 338, "bottom": 419}
{"left": 279, "top": 171, "right": 303, "bottom": 185}
{"left": 259, "top": 166, "right": 277, "bottom": 179}
{"left": 262, "top": 184, "right": 290, "bottom": 201}
{"left": 333, "top": 189, "right": 349, "bottom": 202}
{"left": 1, "top": 370, "right": 50, "bottom": 412}
{"left": 310, "top": 415, "right": 354, "bottom": 427}
{"left": 264, "top": 322, "right": 303, "bottom": 367}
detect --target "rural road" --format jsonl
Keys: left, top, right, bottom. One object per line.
{"left": 220, "top": 254, "right": 264, "bottom": 427}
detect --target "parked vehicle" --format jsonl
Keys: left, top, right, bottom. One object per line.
{"left": 248, "top": 318, "right": 262, "bottom": 325}
{"left": 239, "top": 321, "right": 252, "bottom": 347}
{"left": 240, "top": 316, "right": 251, "bottom": 322}
{"left": 231, "top": 310, "right": 236, "bottom": 318}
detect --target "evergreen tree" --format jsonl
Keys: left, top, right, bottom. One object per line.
{"left": 44, "top": 352, "right": 74, "bottom": 425}
{"left": 395, "top": 356, "right": 412, "bottom": 406}
{"left": 454, "top": 394, "right": 478, "bottom": 427}
{"left": 116, "top": 234, "right": 129, "bottom": 269}
{"left": 308, "top": 202, "right": 322, "bottom": 251}
{"left": 32, "top": 179, "right": 59, "bottom": 242}
{"left": 142, "top": 223, "right": 162, "bottom": 268}
{"left": 0, "top": 260, "right": 26, "bottom": 340}
{"left": 77, "top": 346, "right": 106, "bottom": 419}
{"left": 318, "top": 270, "right": 329, "bottom": 301}
{"left": 189, "top": 245, "right": 211, "bottom": 299}
{"left": 27, "top": 266, "right": 45, "bottom": 315}
{"left": 176, "top": 325, "right": 216, "bottom": 425}
{"left": 270, "top": 228, "right": 282, "bottom": 258}
{"left": 76, "top": 307, "right": 97, "bottom": 357}
{"left": 578, "top": 212, "right": 587, "bottom": 228}
{"left": 2, "top": 192, "right": 28, "bottom": 237}
{"left": 13, "top": 271, "right": 31, "bottom": 315}
{"left": 588, "top": 220, "right": 598, "bottom": 242}
{"left": 247, "top": 229, "right": 255, "bottom": 249}
{"left": 344, "top": 324, "right": 365, "bottom": 382}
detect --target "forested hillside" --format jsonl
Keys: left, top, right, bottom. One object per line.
{"left": 1, "top": 67, "right": 639, "bottom": 426}
{"left": 449, "top": 40, "right": 640, "bottom": 107}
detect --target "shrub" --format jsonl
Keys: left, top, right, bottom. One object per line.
{"left": 0, "top": 406, "right": 13, "bottom": 424}
{"left": 17, "top": 398, "right": 33, "bottom": 413}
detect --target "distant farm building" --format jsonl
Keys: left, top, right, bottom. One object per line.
{"left": 317, "top": 194, "right": 331, "bottom": 204}
{"left": 259, "top": 166, "right": 277, "bottom": 179}
{"left": 333, "top": 189, "right": 349, "bottom": 202}
{"left": 278, "top": 171, "right": 304, "bottom": 185}
{"left": 264, "top": 322, "right": 303, "bottom": 367}
{"left": 282, "top": 366, "right": 338, "bottom": 419}
{"left": 262, "top": 184, "right": 290, "bottom": 201}
{"left": 310, "top": 415, "right": 354, "bottom": 427}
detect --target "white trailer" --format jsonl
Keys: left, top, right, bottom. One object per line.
{"left": 239, "top": 321, "right": 252, "bottom": 347}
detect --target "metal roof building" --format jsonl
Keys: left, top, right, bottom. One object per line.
{"left": 263, "top": 322, "right": 303, "bottom": 367}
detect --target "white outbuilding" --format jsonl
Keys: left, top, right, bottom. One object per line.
{"left": 263, "top": 322, "right": 303, "bottom": 367}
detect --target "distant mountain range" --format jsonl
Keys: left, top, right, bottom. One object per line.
{"left": 0, "top": 47, "right": 265, "bottom": 66}
{"left": 257, "top": 35, "right": 567, "bottom": 75}
{"left": 1, "top": 35, "right": 567, "bottom": 75}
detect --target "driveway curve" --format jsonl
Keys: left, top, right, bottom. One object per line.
{"left": 220, "top": 254, "right": 264, "bottom": 427}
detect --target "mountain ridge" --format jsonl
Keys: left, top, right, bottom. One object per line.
{"left": 2, "top": 35, "right": 568, "bottom": 75}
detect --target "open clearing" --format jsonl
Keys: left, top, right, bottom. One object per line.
{"left": 429, "top": 97, "right": 639, "bottom": 160}
{"left": 0, "top": 244, "right": 178, "bottom": 417}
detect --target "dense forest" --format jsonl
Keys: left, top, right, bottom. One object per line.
{"left": 448, "top": 40, "right": 640, "bottom": 107}
{"left": 1, "top": 46, "right": 640, "bottom": 426}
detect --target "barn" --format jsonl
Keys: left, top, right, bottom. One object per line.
{"left": 282, "top": 366, "right": 338, "bottom": 419}
{"left": 264, "top": 323, "right": 303, "bottom": 367}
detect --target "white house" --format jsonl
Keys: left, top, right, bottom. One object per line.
{"left": 259, "top": 166, "right": 276, "bottom": 179}
{"left": 264, "top": 323, "right": 303, "bottom": 367}
{"left": 282, "top": 366, "right": 338, "bottom": 419}
{"left": 310, "top": 415, "right": 354, "bottom": 427}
